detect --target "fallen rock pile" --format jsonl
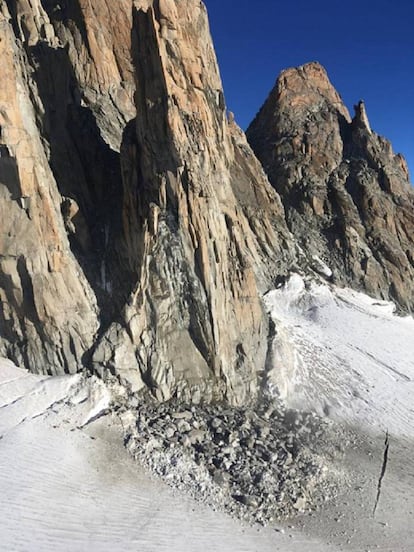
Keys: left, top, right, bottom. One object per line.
{"left": 121, "top": 398, "right": 350, "bottom": 524}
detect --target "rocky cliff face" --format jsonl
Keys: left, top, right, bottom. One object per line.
{"left": 247, "top": 62, "right": 414, "bottom": 311}
{"left": 1, "top": 2, "right": 412, "bottom": 401}
{"left": 92, "top": 0, "right": 295, "bottom": 403}
{"left": 0, "top": 0, "right": 296, "bottom": 402}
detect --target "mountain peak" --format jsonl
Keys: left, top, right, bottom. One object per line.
{"left": 274, "top": 61, "right": 351, "bottom": 121}
{"left": 247, "top": 63, "right": 414, "bottom": 311}
{"left": 278, "top": 61, "right": 330, "bottom": 86}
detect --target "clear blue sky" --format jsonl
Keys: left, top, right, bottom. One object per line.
{"left": 204, "top": 0, "right": 413, "bottom": 181}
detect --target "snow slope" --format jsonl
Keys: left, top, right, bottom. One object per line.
{"left": 265, "top": 274, "right": 414, "bottom": 439}
{"left": 0, "top": 359, "right": 340, "bottom": 552}
{"left": 1, "top": 276, "right": 414, "bottom": 550}
{"left": 263, "top": 275, "right": 414, "bottom": 550}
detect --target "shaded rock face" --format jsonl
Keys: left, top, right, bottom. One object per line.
{"left": 247, "top": 62, "right": 414, "bottom": 311}
{"left": 92, "top": 0, "right": 295, "bottom": 403}
{"left": 39, "top": 0, "right": 136, "bottom": 149}
{"left": 0, "top": 0, "right": 137, "bottom": 373}
{"left": 5, "top": 0, "right": 136, "bottom": 148}
{"left": 0, "top": 3, "right": 98, "bottom": 372}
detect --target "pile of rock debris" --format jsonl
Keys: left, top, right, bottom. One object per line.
{"left": 120, "top": 397, "right": 351, "bottom": 524}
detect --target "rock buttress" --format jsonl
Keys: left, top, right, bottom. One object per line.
{"left": 92, "top": 0, "right": 295, "bottom": 403}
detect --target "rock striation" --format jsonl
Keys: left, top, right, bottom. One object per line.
{"left": 92, "top": 0, "right": 295, "bottom": 403}
{"left": 0, "top": 1, "right": 98, "bottom": 373}
{"left": 247, "top": 62, "right": 414, "bottom": 311}
{"left": 0, "top": 0, "right": 135, "bottom": 373}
